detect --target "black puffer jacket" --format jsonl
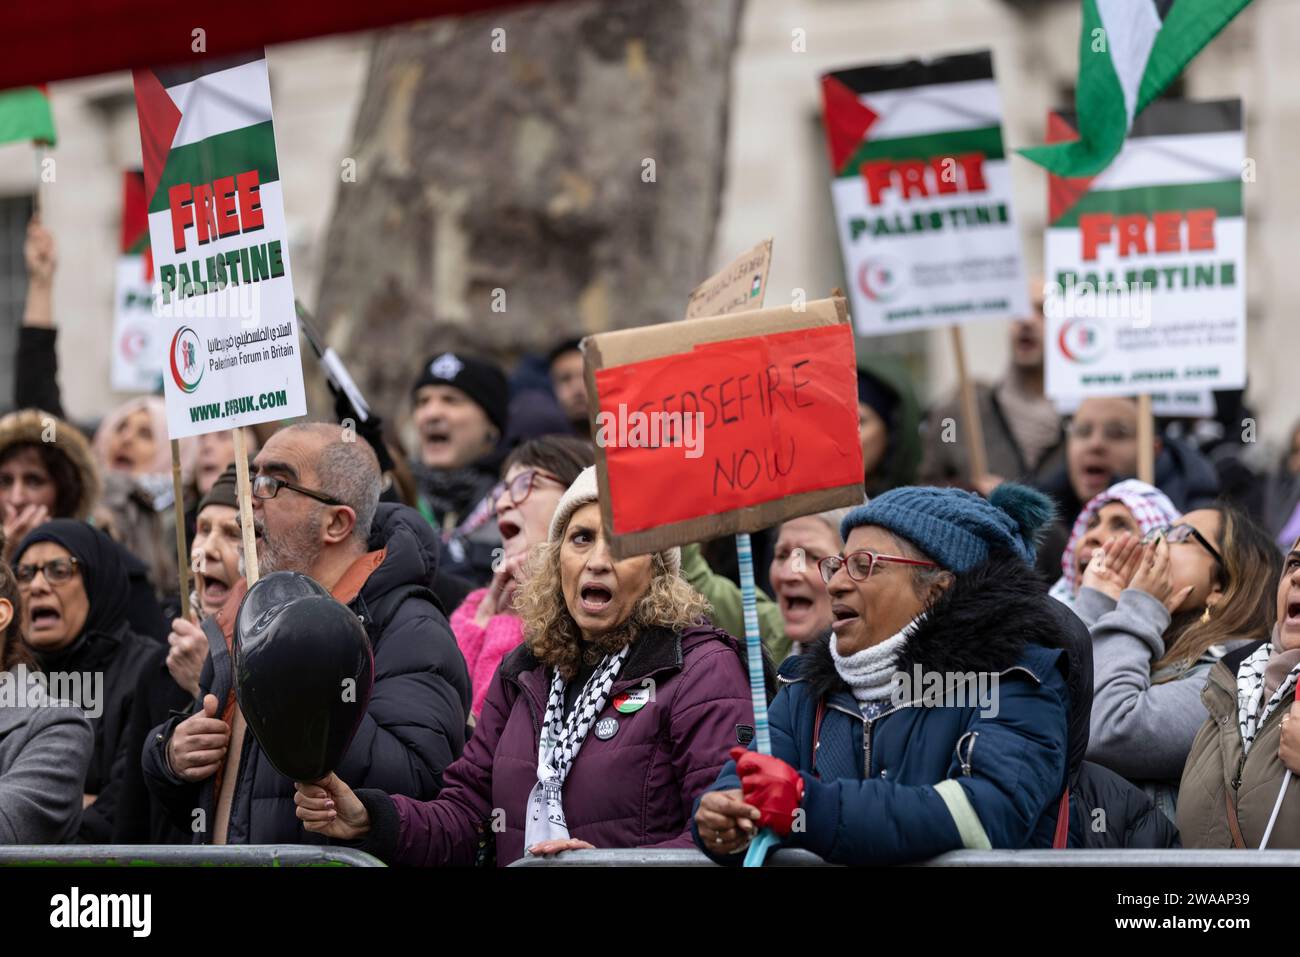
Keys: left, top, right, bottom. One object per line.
{"left": 141, "top": 503, "right": 472, "bottom": 844}
{"left": 112, "top": 647, "right": 194, "bottom": 844}
{"left": 1049, "top": 598, "right": 1180, "bottom": 848}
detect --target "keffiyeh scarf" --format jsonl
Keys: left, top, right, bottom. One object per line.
{"left": 1237, "top": 636, "right": 1300, "bottom": 755}
{"left": 524, "top": 645, "right": 630, "bottom": 850}
{"left": 1058, "top": 479, "right": 1180, "bottom": 594}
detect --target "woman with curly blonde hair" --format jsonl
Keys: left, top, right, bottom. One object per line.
{"left": 295, "top": 466, "right": 755, "bottom": 865}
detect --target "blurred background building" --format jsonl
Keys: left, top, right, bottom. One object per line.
{"left": 0, "top": 0, "right": 1292, "bottom": 452}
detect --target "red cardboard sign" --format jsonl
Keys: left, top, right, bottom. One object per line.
{"left": 583, "top": 297, "right": 864, "bottom": 557}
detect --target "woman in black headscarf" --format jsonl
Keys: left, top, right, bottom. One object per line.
{"left": 13, "top": 519, "right": 157, "bottom": 842}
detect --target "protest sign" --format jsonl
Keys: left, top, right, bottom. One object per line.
{"left": 132, "top": 50, "right": 307, "bottom": 440}
{"left": 821, "top": 50, "right": 1030, "bottom": 336}
{"left": 683, "top": 238, "right": 773, "bottom": 319}
{"left": 111, "top": 170, "right": 163, "bottom": 393}
{"left": 1054, "top": 390, "right": 1216, "bottom": 419}
{"left": 584, "top": 297, "right": 863, "bottom": 560}
{"left": 684, "top": 240, "right": 778, "bottom": 764}
{"left": 1043, "top": 99, "right": 1246, "bottom": 400}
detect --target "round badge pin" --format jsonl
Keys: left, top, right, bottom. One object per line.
{"left": 594, "top": 717, "right": 619, "bottom": 740}
{"left": 613, "top": 687, "right": 650, "bottom": 714}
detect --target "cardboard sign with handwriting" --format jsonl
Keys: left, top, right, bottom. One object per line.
{"left": 583, "top": 297, "right": 864, "bottom": 559}
{"left": 683, "top": 239, "right": 773, "bottom": 320}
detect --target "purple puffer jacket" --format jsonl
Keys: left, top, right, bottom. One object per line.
{"left": 353, "top": 622, "right": 754, "bottom": 866}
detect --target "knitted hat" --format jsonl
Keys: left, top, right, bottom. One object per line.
{"left": 1059, "top": 479, "right": 1180, "bottom": 592}
{"left": 197, "top": 462, "right": 239, "bottom": 514}
{"left": 0, "top": 409, "right": 100, "bottom": 520}
{"left": 411, "top": 352, "right": 510, "bottom": 436}
{"left": 548, "top": 466, "right": 681, "bottom": 575}
{"left": 840, "top": 483, "right": 1055, "bottom": 573}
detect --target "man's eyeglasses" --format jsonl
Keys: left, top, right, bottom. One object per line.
{"left": 817, "top": 550, "right": 937, "bottom": 585}
{"left": 1067, "top": 420, "right": 1137, "bottom": 442}
{"left": 496, "top": 469, "right": 565, "bottom": 509}
{"left": 1142, "top": 523, "right": 1223, "bottom": 566}
{"left": 251, "top": 474, "right": 343, "bottom": 507}
{"left": 14, "top": 557, "right": 80, "bottom": 587}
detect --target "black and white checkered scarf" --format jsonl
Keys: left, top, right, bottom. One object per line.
{"left": 523, "top": 645, "right": 630, "bottom": 849}
{"left": 1237, "top": 635, "right": 1300, "bottom": 755}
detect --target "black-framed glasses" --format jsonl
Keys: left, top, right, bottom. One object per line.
{"left": 14, "top": 557, "right": 80, "bottom": 587}
{"left": 251, "top": 474, "right": 343, "bottom": 507}
{"left": 1142, "top": 523, "right": 1224, "bottom": 566}
{"left": 817, "top": 550, "right": 937, "bottom": 585}
{"left": 497, "top": 469, "right": 565, "bottom": 508}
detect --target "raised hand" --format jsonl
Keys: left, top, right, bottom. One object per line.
{"left": 1130, "top": 538, "right": 1194, "bottom": 613}
{"left": 1080, "top": 532, "right": 1143, "bottom": 601}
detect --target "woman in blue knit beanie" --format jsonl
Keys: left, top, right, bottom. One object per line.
{"left": 694, "top": 483, "right": 1083, "bottom": 863}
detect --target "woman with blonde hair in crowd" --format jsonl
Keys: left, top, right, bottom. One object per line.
{"left": 764, "top": 507, "right": 851, "bottom": 658}
{"left": 294, "top": 466, "right": 754, "bottom": 864}
{"left": 90, "top": 396, "right": 197, "bottom": 611}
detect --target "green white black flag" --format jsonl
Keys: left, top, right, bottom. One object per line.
{"left": 1021, "top": 0, "right": 1252, "bottom": 178}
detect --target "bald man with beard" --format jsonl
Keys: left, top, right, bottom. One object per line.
{"left": 143, "top": 423, "right": 470, "bottom": 846}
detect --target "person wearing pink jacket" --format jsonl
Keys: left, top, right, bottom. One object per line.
{"left": 450, "top": 435, "right": 593, "bottom": 720}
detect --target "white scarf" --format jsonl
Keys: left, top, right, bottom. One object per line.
{"left": 830, "top": 626, "right": 913, "bottom": 708}
{"left": 524, "top": 645, "right": 630, "bottom": 851}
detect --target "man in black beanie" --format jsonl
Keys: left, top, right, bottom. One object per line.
{"left": 409, "top": 351, "right": 510, "bottom": 584}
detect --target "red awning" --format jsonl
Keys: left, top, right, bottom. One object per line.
{"left": 2, "top": 0, "right": 555, "bottom": 91}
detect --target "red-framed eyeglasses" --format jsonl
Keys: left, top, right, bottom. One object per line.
{"left": 817, "top": 549, "right": 937, "bottom": 584}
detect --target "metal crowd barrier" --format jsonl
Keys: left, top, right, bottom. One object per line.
{"left": 3, "top": 845, "right": 1298, "bottom": 867}
{"left": 0, "top": 845, "right": 385, "bottom": 867}
{"left": 510, "top": 847, "right": 1300, "bottom": 866}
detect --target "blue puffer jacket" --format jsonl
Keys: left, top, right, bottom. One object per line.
{"left": 695, "top": 557, "right": 1071, "bottom": 865}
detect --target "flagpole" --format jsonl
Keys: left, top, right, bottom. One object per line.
{"left": 1137, "top": 393, "right": 1155, "bottom": 484}
{"left": 32, "top": 145, "right": 46, "bottom": 217}
{"left": 950, "top": 325, "right": 990, "bottom": 486}
{"left": 234, "top": 429, "right": 260, "bottom": 586}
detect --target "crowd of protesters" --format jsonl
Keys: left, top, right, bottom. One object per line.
{"left": 2, "top": 213, "right": 1300, "bottom": 864}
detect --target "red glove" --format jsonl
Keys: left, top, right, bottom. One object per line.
{"left": 729, "top": 747, "right": 805, "bottom": 836}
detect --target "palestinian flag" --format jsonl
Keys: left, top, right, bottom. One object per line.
{"left": 1021, "top": 0, "right": 1252, "bottom": 178}
{"left": 820, "top": 51, "right": 1029, "bottom": 335}
{"left": 1043, "top": 99, "right": 1246, "bottom": 397}
{"left": 132, "top": 48, "right": 307, "bottom": 439}
{"left": 0, "top": 84, "right": 56, "bottom": 146}
{"left": 132, "top": 51, "right": 278, "bottom": 215}
{"left": 821, "top": 51, "right": 1005, "bottom": 180}
{"left": 1045, "top": 99, "right": 1243, "bottom": 230}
